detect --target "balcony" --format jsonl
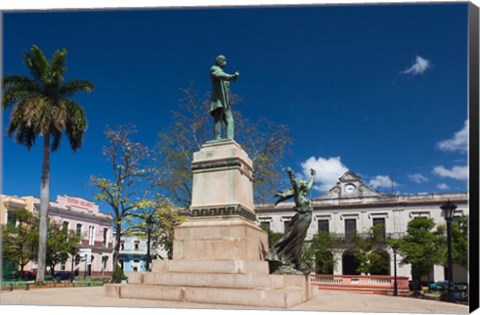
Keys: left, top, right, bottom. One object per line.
{"left": 327, "top": 232, "right": 406, "bottom": 244}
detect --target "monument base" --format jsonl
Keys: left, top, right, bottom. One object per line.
{"left": 105, "top": 261, "right": 315, "bottom": 308}
{"left": 105, "top": 216, "right": 318, "bottom": 308}
{"left": 104, "top": 140, "right": 318, "bottom": 308}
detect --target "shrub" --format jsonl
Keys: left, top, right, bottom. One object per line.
{"left": 111, "top": 266, "right": 128, "bottom": 283}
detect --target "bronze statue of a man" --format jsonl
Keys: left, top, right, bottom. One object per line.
{"left": 209, "top": 55, "right": 240, "bottom": 141}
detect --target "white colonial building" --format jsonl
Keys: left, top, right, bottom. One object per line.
{"left": 255, "top": 171, "right": 469, "bottom": 283}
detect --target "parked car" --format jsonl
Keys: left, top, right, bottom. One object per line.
{"left": 15, "top": 271, "right": 36, "bottom": 281}
{"left": 2, "top": 272, "right": 18, "bottom": 281}
{"left": 432, "top": 281, "right": 468, "bottom": 302}
{"left": 1, "top": 270, "right": 36, "bottom": 281}
{"left": 429, "top": 280, "right": 448, "bottom": 291}
{"left": 54, "top": 271, "right": 75, "bottom": 281}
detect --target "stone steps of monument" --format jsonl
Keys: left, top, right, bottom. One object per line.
{"left": 152, "top": 259, "right": 269, "bottom": 274}
{"left": 134, "top": 271, "right": 286, "bottom": 289}
{"left": 115, "top": 283, "right": 305, "bottom": 308}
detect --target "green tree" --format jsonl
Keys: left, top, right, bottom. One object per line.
{"left": 260, "top": 225, "right": 284, "bottom": 249}
{"left": 2, "top": 209, "right": 38, "bottom": 272}
{"left": 45, "top": 221, "right": 81, "bottom": 275}
{"left": 125, "top": 196, "right": 186, "bottom": 260}
{"left": 436, "top": 215, "right": 468, "bottom": 268}
{"left": 3, "top": 45, "right": 93, "bottom": 281}
{"left": 151, "top": 199, "right": 186, "bottom": 259}
{"left": 452, "top": 215, "right": 468, "bottom": 267}
{"left": 91, "top": 125, "right": 159, "bottom": 267}
{"left": 351, "top": 224, "right": 390, "bottom": 275}
{"left": 302, "top": 231, "right": 341, "bottom": 274}
{"left": 156, "top": 83, "right": 292, "bottom": 207}
{"left": 396, "top": 217, "right": 446, "bottom": 281}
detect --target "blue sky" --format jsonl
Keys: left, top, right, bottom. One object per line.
{"left": 2, "top": 3, "right": 470, "bottom": 205}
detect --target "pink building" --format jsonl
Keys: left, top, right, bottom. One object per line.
{"left": 39, "top": 195, "right": 114, "bottom": 277}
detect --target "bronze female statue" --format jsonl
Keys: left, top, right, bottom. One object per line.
{"left": 266, "top": 167, "right": 316, "bottom": 275}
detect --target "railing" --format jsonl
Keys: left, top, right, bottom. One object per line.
{"left": 1, "top": 281, "right": 31, "bottom": 291}
{"left": 310, "top": 274, "right": 410, "bottom": 295}
{"left": 328, "top": 232, "right": 406, "bottom": 243}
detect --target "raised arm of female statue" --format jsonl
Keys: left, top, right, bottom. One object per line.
{"left": 306, "top": 168, "right": 316, "bottom": 192}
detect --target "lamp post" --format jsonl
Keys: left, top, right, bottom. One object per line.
{"left": 392, "top": 244, "right": 399, "bottom": 297}
{"left": 440, "top": 199, "right": 457, "bottom": 303}
{"left": 145, "top": 215, "right": 155, "bottom": 272}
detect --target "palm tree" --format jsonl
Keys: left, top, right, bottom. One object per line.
{"left": 3, "top": 45, "right": 94, "bottom": 281}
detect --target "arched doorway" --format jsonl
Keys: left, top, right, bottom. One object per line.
{"left": 342, "top": 249, "right": 361, "bottom": 275}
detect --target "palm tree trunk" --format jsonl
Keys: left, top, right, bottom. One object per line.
{"left": 36, "top": 134, "right": 50, "bottom": 282}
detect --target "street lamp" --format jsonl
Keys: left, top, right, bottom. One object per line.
{"left": 391, "top": 243, "right": 399, "bottom": 297}
{"left": 145, "top": 215, "right": 155, "bottom": 272}
{"left": 440, "top": 199, "right": 457, "bottom": 303}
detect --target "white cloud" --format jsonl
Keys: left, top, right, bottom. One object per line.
{"left": 408, "top": 173, "right": 428, "bottom": 184}
{"left": 432, "top": 165, "right": 468, "bottom": 181}
{"left": 368, "top": 175, "right": 399, "bottom": 190}
{"left": 301, "top": 156, "right": 349, "bottom": 192}
{"left": 437, "top": 183, "right": 450, "bottom": 190}
{"left": 436, "top": 120, "right": 468, "bottom": 153}
{"left": 401, "top": 56, "right": 431, "bottom": 75}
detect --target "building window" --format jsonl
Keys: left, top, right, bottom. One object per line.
{"left": 133, "top": 259, "right": 140, "bottom": 272}
{"left": 102, "top": 256, "right": 108, "bottom": 272}
{"left": 62, "top": 221, "right": 69, "bottom": 230}
{"left": 6, "top": 210, "right": 19, "bottom": 228}
{"left": 120, "top": 241, "right": 125, "bottom": 250}
{"left": 318, "top": 219, "right": 329, "bottom": 233}
{"left": 372, "top": 218, "right": 386, "bottom": 241}
{"left": 410, "top": 211, "right": 430, "bottom": 218}
{"left": 345, "top": 219, "right": 356, "bottom": 241}
{"left": 134, "top": 241, "right": 140, "bottom": 250}
{"left": 284, "top": 220, "right": 291, "bottom": 232}
{"left": 76, "top": 224, "right": 82, "bottom": 237}
{"left": 103, "top": 228, "right": 108, "bottom": 247}
{"left": 88, "top": 226, "right": 95, "bottom": 245}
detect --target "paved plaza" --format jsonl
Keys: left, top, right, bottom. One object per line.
{"left": 0, "top": 286, "right": 469, "bottom": 314}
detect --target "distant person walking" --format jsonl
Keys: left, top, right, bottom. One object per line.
{"left": 209, "top": 55, "right": 239, "bottom": 141}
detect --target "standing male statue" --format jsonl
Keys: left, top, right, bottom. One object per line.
{"left": 209, "top": 55, "right": 240, "bottom": 141}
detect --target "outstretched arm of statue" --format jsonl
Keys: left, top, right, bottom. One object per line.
{"left": 273, "top": 188, "right": 294, "bottom": 206}
{"left": 284, "top": 167, "right": 299, "bottom": 193}
{"left": 306, "top": 169, "right": 316, "bottom": 192}
{"left": 211, "top": 67, "right": 238, "bottom": 81}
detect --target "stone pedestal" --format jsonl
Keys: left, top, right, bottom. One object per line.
{"left": 173, "top": 216, "right": 268, "bottom": 261}
{"left": 104, "top": 140, "right": 317, "bottom": 308}
{"left": 190, "top": 140, "right": 255, "bottom": 220}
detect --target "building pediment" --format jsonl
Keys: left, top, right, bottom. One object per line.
{"left": 315, "top": 171, "right": 385, "bottom": 200}
{"left": 338, "top": 171, "right": 361, "bottom": 183}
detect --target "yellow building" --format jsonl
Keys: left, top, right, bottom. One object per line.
{"left": 0, "top": 195, "right": 36, "bottom": 225}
